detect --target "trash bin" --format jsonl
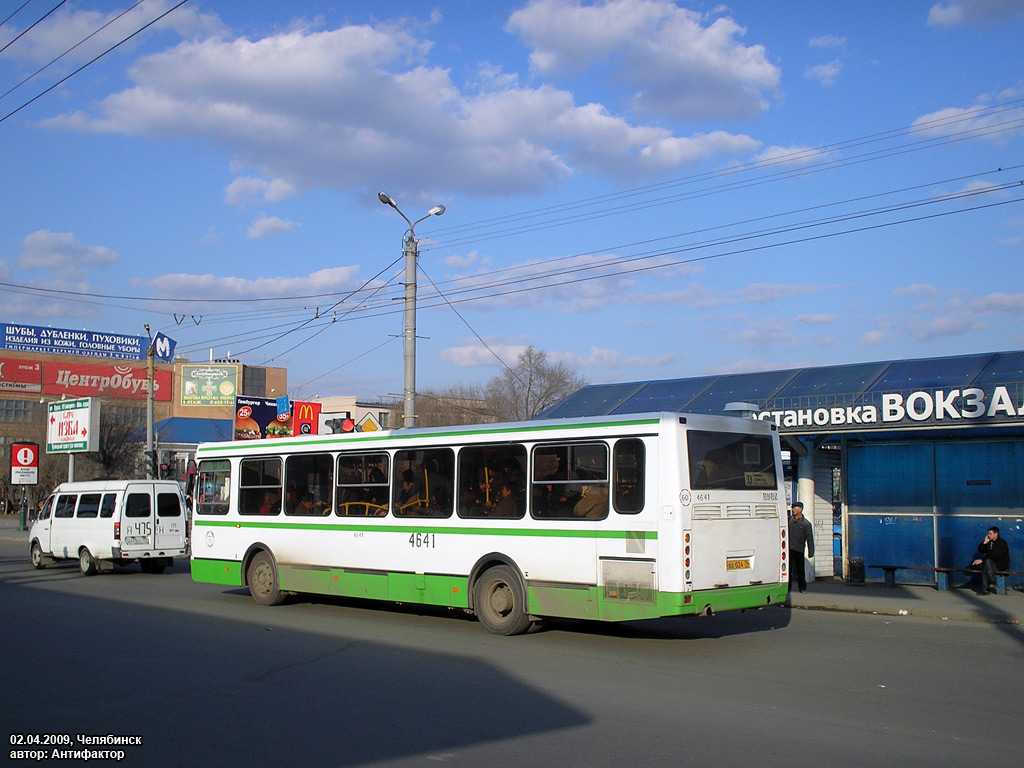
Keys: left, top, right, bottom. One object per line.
{"left": 848, "top": 558, "right": 865, "bottom": 584}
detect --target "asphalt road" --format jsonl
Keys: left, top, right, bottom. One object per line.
{"left": 2, "top": 538, "right": 1022, "bottom": 768}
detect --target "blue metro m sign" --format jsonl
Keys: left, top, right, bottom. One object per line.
{"left": 153, "top": 332, "right": 176, "bottom": 363}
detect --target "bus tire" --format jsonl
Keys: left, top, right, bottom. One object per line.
{"left": 474, "top": 565, "right": 532, "bottom": 636}
{"left": 247, "top": 551, "right": 285, "bottom": 606}
{"left": 30, "top": 541, "right": 45, "bottom": 569}
{"left": 79, "top": 548, "right": 97, "bottom": 577}
{"left": 140, "top": 559, "right": 167, "bottom": 574}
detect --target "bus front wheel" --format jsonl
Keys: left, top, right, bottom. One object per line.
{"left": 247, "top": 552, "right": 285, "bottom": 606}
{"left": 474, "top": 565, "right": 532, "bottom": 636}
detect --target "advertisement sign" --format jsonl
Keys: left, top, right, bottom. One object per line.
{"left": 46, "top": 397, "right": 100, "bottom": 453}
{"left": 181, "top": 364, "right": 239, "bottom": 407}
{"left": 43, "top": 361, "right": 172, "bottom": 401}
{"left": 0, "top": 357, "right": 42, "bottom": 392}
{"left": 293, "top": 401, "right": 321, "bottom": 436}
{"left": 234, "top": 396, "right": 291, "bottom": 440}
{"left": 152, "top": 332, "right": 176, "bottom": 363}
{"left": 10, "top": 442, "right": 39, "bottom": 485}
{"left": 2, "top": 323, "right": 146, "bottom": 360}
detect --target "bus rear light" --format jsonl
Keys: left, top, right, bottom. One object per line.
{"left": 684, "top": 532, "right": 691, "bottom": 543}
{"left": 685, "top": 558, "right": 690, "bottom": 567}
{"left": 685, "top": 545, "right": 690, "bottom": 555}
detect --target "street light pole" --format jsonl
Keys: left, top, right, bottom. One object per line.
{"left": 378, "top": 192, "right": 445, "bottom": 428}
{"left": 144, "top": 323, "right": 155, "bottom": 479}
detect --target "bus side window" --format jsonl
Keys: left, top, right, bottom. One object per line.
{"left": 613, "top": 438, "right": 645, "bottom": 514}
{"left": 196, "top": 460, "right": 231, "bottom": 515}
{"left": 394, "top": 448, "right": 453, "bottom": 518}
{"left": 531, "top": 443, "right": 608, "bottom": 520}
{"left": 239, "top": 457, "right": 283, "bottom": 516}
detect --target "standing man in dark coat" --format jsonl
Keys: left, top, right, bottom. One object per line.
{"left": 971, "top": 526, "right": 1010, "bottom": 593}
{"left": 789, "top": 502, "right": 814, "bottom": 593}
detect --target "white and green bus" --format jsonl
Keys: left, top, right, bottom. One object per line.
{"left": 190, "top": 412, "right": 788, "bottom": 634}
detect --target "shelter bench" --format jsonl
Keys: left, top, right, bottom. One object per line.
{"left": 869, "top": 565, "right": 1024, "bottom": 594}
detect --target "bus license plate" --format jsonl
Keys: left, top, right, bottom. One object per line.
{"left": 726, "top": 558, "right": 751, "bottom": 571}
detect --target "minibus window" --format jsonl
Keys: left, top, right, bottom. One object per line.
{"left": 76, "top": 494, "right": 101, "bottom": 518}
{"left": 125, "top": 493, "right": 151, "bottom": 518}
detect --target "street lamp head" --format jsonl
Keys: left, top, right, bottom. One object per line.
{"left": 428, "top": 205, "right": 446, "bottom": 217}
{"left": 378, "top": 191, "right": 396, "bottom": 207}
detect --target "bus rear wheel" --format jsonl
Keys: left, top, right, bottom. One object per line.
{"left": 474, "top": 565, "right": 532, "bottom": 636}
{"left": 247, "top": 551, "right": 285, "bottom": 606}
{"left": 79, "top": 548, "right": 97, "bottom": 577}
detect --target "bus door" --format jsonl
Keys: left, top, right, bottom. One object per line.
{"left": 121, "top": 484, "right": 155, "bottom": 554}
{"left": 33, "top": 495, "right": 57, "bottom": 554}
{"left": 155, "top": 490, "right": 186, "bottom": 549}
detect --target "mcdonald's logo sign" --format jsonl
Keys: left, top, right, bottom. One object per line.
{"left": 292, "top": 401, "right": 321, "bottom": 435}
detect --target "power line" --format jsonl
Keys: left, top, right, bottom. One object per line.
{"left": 0, "top": 1, "right": 66, "bottom": 56}
{"left": 0, "top": 0, "right": 191, "bottom": 124}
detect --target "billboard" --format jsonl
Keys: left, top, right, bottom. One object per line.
{"left": 2, "top": 323, "right": 146, "bottom": 360}
{"left": 181, "top": 364, "right": 239, "bottom": 407}
{"left": 0, "top": 357, "right": 42, "bottom": 392}
{"left": 234, "top": 398, "right": 321, "bottom": 439}
{"left": 43, "top": 361, "right": 172, "bottom": 401}
{"left": 46, "top": 397, "right": 100, "bottom": 453}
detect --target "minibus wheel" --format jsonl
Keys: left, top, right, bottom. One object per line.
{"left": 79, "top": 548, "right": 97, "bottom": 577}
{"left": 30, "top": 542, "right": 45, "bottom": 569}
{"left": 247, "top": 551, "right": 285, "bottom": 606}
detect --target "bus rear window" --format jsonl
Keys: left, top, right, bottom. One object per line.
{"left": 687, "top": 430, "right": 777, "bottom": 490}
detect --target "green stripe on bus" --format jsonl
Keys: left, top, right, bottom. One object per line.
{"left": 190, "top": 557, "right": 243, "bottom": 586}
{"left": 190, "top": 556, "right": 786, "bottom": 622}
{"left": 197, "top": 416, "right": 661, "bottom": 453}
{"left": 192, "top": 518, "right": 657, "bottom": 540}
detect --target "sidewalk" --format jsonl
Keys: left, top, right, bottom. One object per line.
{"left": 3, "top": 514, "right": 1021, "bottom": 624}
{"left": 789, "top": 575, "right": 1024, "bottom": 624}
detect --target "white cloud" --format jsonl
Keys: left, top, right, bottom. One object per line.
{"left": 735, "top": 282, "right": 827, "bottom": 303}
{"left": 859, "top": 331, "right": 886, "bottom": 345}
{"left": 246, "top": 214, "right": 297, "bottom": 239}
{"left": 0, "top": 0, "right": 225, "bottom": 66}
{"left": 892, "top": 284, "right": 943, "bottom": 298}
{"left": 136, "top": 265, "right": 360, "bottom": 300}
{"left": 912, "top": 103, "right": 1024, "bottom": 144}
{"left": 40, "top": 18, "right": 763, "bottom": 198}
{"left": 553, "top": 346, "right": 620, "bottom": 367}
{"left": 225, "top": 176, "right": 297, "bottom": 206}
{"left": 805, "top": 60, "right": 842, "bottom": 86}
{"left": 18, "top": 230, "right": 117, "bottom": 278}
{"left": 440, "top": 342, "right": 529, "bottom": 367}
{"left": 928, "top": 0, "right": 1024, "bottom": 27}
{"left": 507, "top": 0, "right": 781, "bottom": 120}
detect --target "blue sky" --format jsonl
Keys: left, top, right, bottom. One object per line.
{"left": 2, "top": 0, "right": 1023, "bottom": 401}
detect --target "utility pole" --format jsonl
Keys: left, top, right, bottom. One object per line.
{"left": 145, "top": 324, "right": 155, "bottom": 478}
{"left": 377, "top": 192, "right": 446, "bottom": 428}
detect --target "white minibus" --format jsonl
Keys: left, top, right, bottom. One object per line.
{"left": 30, "top": 480, "right": 189, "bottom": 575}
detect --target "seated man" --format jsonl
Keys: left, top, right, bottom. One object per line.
{"left": 971, "top": 526, "right": 1010, "bottom": 593}
{"left": 573, "top": 484, "right": 608, "bottom": 519}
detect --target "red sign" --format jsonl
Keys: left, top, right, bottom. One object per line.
{"left": 293, "top": 401, "right": 321, "bottom": 436}
{"left": 0, "top": 357, "right": 42, "bottom": 392}
{"left": 43, "top": 361, "right": 172, "bottom": 401}
{"left": 10, "top": 442, "right": 39, "bottom": 485}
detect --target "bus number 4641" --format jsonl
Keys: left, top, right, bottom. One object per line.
{"left": 409, "top": 533, "right": 435, "bottom": 548}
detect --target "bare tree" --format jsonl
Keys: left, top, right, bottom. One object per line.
{"left": 94, "top": 411, "right": 146, "bottom": 479}
{"left": 417, "top": 383, "right": 497, "bottom": 427}
{"left": 484, "top": 346, "right": 586, "bottom": 422}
